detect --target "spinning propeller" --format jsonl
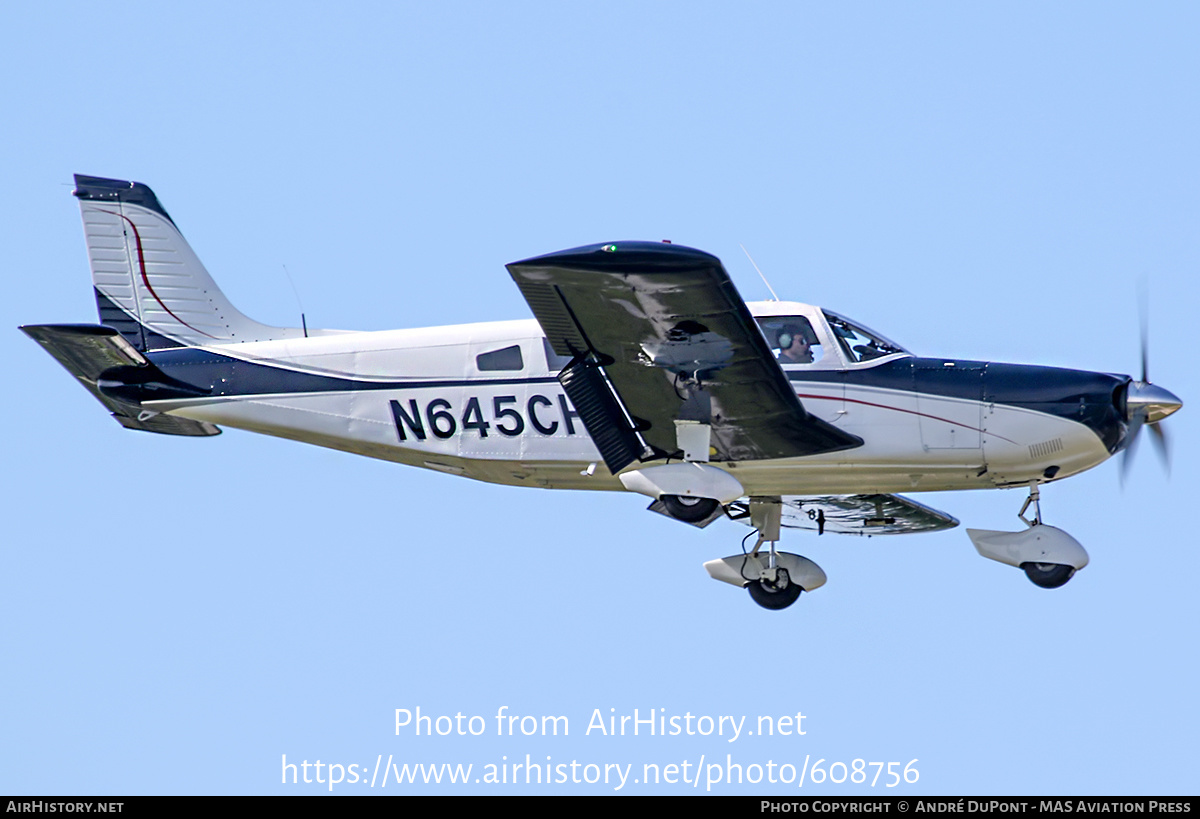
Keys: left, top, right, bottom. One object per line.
{"left": 1120, "top": 299, "right": 1182, "bottom": 481}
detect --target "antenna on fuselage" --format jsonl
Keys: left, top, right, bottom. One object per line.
{"left": 740, "top": 244, "right": 780, "bottom": 301}
{"left": 281, "top": 263, "right": 309, "bottom": 338}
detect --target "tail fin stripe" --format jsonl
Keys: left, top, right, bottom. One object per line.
{"left": 99, "top": 207, "right": 219, "bottom": 341}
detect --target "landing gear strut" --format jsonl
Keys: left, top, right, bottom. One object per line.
{"left": 1018, "top": 484, "right": 1042, "bottom": 527}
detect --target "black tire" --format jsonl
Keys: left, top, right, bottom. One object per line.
{"left": 1021, "top": 562, "right": 1076, "bottom": 589}
{"left": 747, "top": 574, "right": 803, "bottom": 610}
{"left": 660, "top": 494, "right": 719, "bottom": 523}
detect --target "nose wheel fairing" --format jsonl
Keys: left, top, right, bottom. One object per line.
{"left": 968, "top": 525, "right": 1089, "bottom": 574}
{"left": 968, "top": 484, "right": 1089, "bottom": 589}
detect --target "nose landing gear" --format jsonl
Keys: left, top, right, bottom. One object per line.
{"left": 967, "top": 484, "right": 1089, "bottom": 589}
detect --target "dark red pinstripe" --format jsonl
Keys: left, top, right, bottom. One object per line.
{"left": 794, "top": 392, "right": 1018, "bottom": 445}
{"left": 101, "top": 208, "right": 218, "bottom": 340}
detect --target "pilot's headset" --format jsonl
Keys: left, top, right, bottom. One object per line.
{"left": 778, "top": 326, "right": 802, "bottom": 349}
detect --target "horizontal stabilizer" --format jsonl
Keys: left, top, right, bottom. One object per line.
{"left": 20, "top": 324, "right": 220, "bottom": 437}
{"left": 22, "top": 322, "right": 147, "bottom": 376}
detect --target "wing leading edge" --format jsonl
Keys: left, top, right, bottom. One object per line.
{"left": 507, "top": 242, "right": 863, "bottom": 473}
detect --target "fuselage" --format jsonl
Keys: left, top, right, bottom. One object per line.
{"left": 32, "top": 177, "right": 1182, "bottom": 605}
{"left": 135, "top": 301, "right": 1129, "bottom": 497}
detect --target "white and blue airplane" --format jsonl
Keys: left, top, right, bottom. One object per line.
{"left": 22, "top": 175, "right": 1182, "bottom": 609}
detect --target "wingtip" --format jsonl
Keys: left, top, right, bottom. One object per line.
{"left": 508, "top": 240, "right": 720, "bottom": 273}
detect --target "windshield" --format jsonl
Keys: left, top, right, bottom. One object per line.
{"left": 822, "top": 310, "right": 909, "bottom": 364}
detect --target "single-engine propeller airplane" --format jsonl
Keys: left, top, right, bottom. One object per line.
{"left": 22, "top": 175, "right": 1183, "bottom": 609}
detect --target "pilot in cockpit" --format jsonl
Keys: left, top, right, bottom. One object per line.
{"left": 778, "top": 324, "right": 814, "bottom": 365}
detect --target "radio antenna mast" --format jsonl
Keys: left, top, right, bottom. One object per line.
{"left": 281, "top": 263, "right": 309, "bottom": 337}
{"left": 740, "top": 244, "right": 780, "bottom": 301}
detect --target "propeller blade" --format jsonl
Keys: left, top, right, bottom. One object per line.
{"left": 1138, "top": 282, "right": 1149, "bottom": 383}
{"left": 1148, "top": 421, "right": 1170, "bottom": 474}
{"left": 1120, "top": 412, "right": 1144, "bottom": 486}
{"left": 1119, "top": 284, "right": 1180, "bottom": 485}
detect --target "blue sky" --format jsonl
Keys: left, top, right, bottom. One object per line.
{"left": 3, "top": 2, "right": 1197, "bottom": 795}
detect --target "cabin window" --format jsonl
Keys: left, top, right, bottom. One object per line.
{"left": 755, "top": 316, "right": 825, "bottom": 366}
{"left": 476, "top": 345, "right": 524, "bottom": 371}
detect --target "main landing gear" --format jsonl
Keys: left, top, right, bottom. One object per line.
{"left": 966, "top": 484, "right": 1090, "bottom": 589}
{"left": 703, "top": 498, "right": 827, "bottom": 610}
{"left": 744, "top": 548, "right": 804, "bottom": 610}
{"left": 624, "top": 464, "right": 821, "bottom": 608}
{"left": 660, "top": 494, "right": 720, "bottom": 523}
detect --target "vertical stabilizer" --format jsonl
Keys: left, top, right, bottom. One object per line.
{"left": 74, "top": 174, "right": 310, "bottom": 350}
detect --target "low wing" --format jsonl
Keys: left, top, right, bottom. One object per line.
{"left": 728, "top": 494, "right": 960, "bottom": 535}
{"left": 507, "top": 242, "right": 862, "bottom": 473}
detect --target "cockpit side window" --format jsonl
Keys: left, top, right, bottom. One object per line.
{"left": 755, "top": 316, "right": 825, "bottom": 366}
{"left": 823, "top": 312, "right": 908, "bottom": 364}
